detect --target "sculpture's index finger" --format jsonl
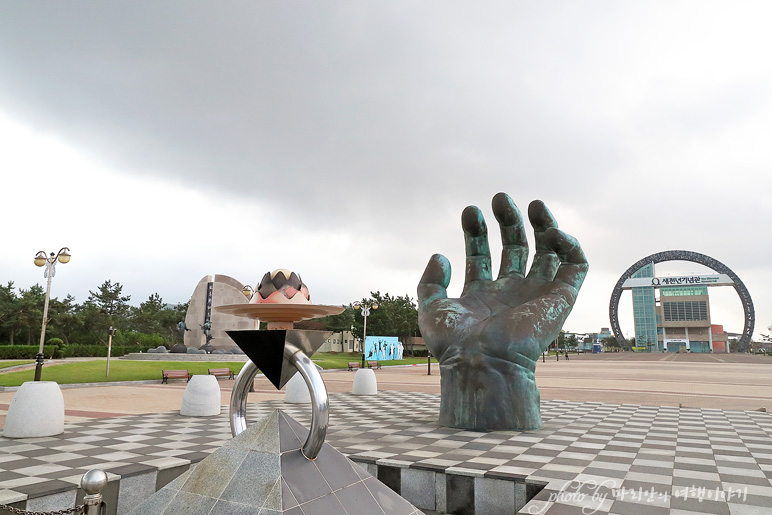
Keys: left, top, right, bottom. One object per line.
{"left": 461, "top": 205, "right": 492, "bottom": 289}
{"left": 462, "top": 205, "right": 490, "bottom": 256}
{"left": 492, "top": 192, "right": 528, "bottom": 278}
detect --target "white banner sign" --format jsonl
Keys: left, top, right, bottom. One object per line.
{"left": 622, "top": 274, "right": 733, "bottom": 289}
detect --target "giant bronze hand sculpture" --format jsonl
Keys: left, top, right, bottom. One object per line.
{"left": 417, "top": 193, "right": 588, "bottom": 430}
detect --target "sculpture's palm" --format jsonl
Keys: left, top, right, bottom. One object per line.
{"left": 418, "top": 193, "right": 587, "bottom": 430}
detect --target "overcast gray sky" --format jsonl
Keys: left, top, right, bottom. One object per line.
{"left": 1, "top": 1, "right": 770, "bottom": 338}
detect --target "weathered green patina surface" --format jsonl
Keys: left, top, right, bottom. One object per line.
{"left": 417, "top": 193, "right": 588, "bottom": 430}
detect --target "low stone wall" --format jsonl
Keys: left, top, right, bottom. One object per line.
{"left": 1, "top": 458, "right": 540, "bottom": 515}
{"left": 354, "top": 458, "right": 543, "bottom": 515}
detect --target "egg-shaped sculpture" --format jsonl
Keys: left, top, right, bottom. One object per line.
{"left": 252, "top": 269, "right": 312, "bottom": 305}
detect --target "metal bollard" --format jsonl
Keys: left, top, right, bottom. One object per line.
{"left": 80, "top": 469, "right": 108, "bottom": 515}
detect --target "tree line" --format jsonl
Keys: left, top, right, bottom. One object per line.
{"left": 0, "top": 281, "right": 420, "bottom": 351}
{"left": 310, "top": 291, "right": 421, "bottom": 344}
{"left": 0, "top": 280, "right": 188, "bottom": 348}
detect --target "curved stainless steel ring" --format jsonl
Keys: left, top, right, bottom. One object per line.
{"left": 229, "top": 360, "right": 258, "bottom": 437}
{"left": 229, "top": 343, "right": 329, "bottom": 460}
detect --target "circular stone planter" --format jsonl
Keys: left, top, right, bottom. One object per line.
{"left": 284, "top": 372, "right": 311, "bottom": 404}
{"left": 180, "top": 375, "right": 221, "bottom": 416}
{"left": 352, "top": 368, "right": 378, "bottom": 395}
{"left": 3, "top": 381, "right": 65, "bottom": 438}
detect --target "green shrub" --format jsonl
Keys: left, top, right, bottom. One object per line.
{"left": 46, "top": 338, "right": 67, "bottom": 358}
{"left": 0, "top": 345, "right": 58, "bottom": 360}
{"left": 113, "top": 344, "right": 160, "bottom": 356}
{"left": 62, "top": 345, "right": 106, "bottom": 358}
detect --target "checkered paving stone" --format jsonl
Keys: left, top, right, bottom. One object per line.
{"left": 1, "top": 392, "right": 771, "bottom": 514}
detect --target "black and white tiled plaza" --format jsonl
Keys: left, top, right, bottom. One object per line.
{"left": 1, "top": 391, "right": 771, "bottom": 514}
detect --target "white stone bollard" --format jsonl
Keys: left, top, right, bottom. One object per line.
{"left": 284, "top": 372, "right": 311, "bottom": 403}
{"left": 180, "top": 375, "right": 221, "bottom": 416}
{"left": 3, "top": 381, "right": 65, "bottom": 438}
{"left": 352, "top": 368, "right": 378, "bottom": 395}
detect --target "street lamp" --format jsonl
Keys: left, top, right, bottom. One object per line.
{"left": 33, "top": 247, "right": 71, "bottom": 381}
{"left": 353, "top": 300, "right": 378, "bottom": 368}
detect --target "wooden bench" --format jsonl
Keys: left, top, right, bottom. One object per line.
{"left": 162, "top": 369, "right": 191, "bottom": 384}
{"left": 208, "top": 368, "right": 235, "bottom": 380}
{"left": 367, "top": 361, "right": 382, "bottom": 370}
{"left": 347, "top": 362, "right": 360, "bottom": 371}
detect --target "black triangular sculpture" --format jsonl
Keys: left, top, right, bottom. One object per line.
{"left": 226, "top": 329, "right": 287, "bottom": 390}
{"left": 226, "top": 329, "right": 332, "bottom": 390}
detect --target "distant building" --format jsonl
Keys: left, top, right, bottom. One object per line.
{"left": 711, "top": 325, "right": 729, "bottom": 353}
{"left": 562, "top": 332, "right": 593, "bottom": 351}
{"left": 569, "top": 329, "right": 613, "bottom": 351}
{"left": 631, "top": 264, "right": 658, "bottom": 351}
{"left": 321, "top": 330, "right": 356, "bottom": 353}
{"left": 656, "top": 285, "right": 712, "bottom": 352}
{"left": 627, "top": 268, "right": 730, "bottom": 353}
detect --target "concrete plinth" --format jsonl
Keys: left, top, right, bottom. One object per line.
{"left": 284, "top": 372, "right": 311, "bottom": 403}
{"left": 352, "top": 368, "right": 378, "bottom": 395}
{"left": 179, "top": 375, "right": 221, "bottom": 417}
{"left": 3, "top": 381, "right": 65, "bottom": 438}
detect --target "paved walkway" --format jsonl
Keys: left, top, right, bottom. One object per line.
{"left": 1, "top": 391, "right": 771, "bottom": 514}
{"left": 0, "top": 354, "right": 770, "bottom": 514}
{"left": 2, "top": 353, "right": 769, "bottom": 426}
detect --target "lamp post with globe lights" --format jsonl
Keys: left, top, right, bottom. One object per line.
{"left": 33, "top": 247, "right": 71, "bottom": 381}
{"left": 354, "top": 300, "right": 378, "bottom": 368}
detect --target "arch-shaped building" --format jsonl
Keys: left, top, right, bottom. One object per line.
{"left": 609, "top": 250, "right": 754, "bottom": 353}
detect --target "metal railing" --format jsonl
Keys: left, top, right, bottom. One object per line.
{"left": 0, "top": 469, "right": 106, "bottom": 515}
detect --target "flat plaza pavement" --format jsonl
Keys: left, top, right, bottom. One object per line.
{"left": 2, "top": 352, "right": 770, "bottom": 424}
{"left": 0, "top": 353, "right": 770, "bottom": 514}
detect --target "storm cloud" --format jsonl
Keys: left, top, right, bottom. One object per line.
{"left": 1, "top": 1, "right": 770, "bottom": 336}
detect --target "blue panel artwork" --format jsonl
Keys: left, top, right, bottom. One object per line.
{"left": 364, "top": 336, "right": 403, "bottom": 361}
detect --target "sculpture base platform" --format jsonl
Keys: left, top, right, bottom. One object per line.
{"left": 128, "top": 409, "right": 421, "bottom": 514}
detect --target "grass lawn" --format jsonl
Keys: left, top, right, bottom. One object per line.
{"left": 0, "top": 360, "right": 34, "bottom": 371}
{"left": 0, "top": 353, "right": 438, "bottom": 386}
{"left": 310, "top": 352, "right": 437, "bottom": 369}
{"left": 0, "top": 360, "right": 245, "bottom": 387}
